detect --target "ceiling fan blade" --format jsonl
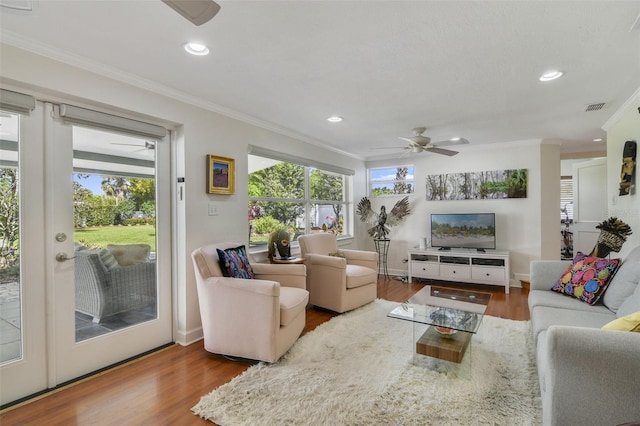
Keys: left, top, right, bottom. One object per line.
{"left": 162, "top": 0, "right": 220, "bottom": 26}
{"left": 398, "top": 136, "right": 420, "bottom": 146}
{"left": 371, "top": 146, "right": 407, "bottom": 150}
{"left": 426, "top": 147, "right": 459, "bottom": 156}
{"left": 431, "top": 138, "right": 470, "bottom": 147}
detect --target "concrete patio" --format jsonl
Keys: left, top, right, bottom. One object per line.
{"left": 0, "top": 281, "right": 156, "bottom": 364}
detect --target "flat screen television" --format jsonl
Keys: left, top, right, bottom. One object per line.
{"left": 430, "top": 213, "right": 496, "bottom": 250}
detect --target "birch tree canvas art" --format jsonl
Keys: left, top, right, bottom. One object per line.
{"left": 426, "top": 169, "right": 527, "bottom": 201}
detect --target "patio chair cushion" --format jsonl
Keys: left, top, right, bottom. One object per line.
{"left": 107, "top": 243, "right": 151, "bottom": 266}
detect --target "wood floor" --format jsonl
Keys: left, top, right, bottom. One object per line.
{"left": 0, "top": 278, "right": 529, "bottom": 425}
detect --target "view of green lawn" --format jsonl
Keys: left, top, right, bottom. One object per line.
{"left": 75, "top": 225, "right": 156, "bottom": 251}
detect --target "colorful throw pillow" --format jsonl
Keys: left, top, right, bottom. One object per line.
{"left": 602, "top": 311, "right": 640, "bottom": 332}
{"left": 551, "top": 252, "right": 621, "bottom": 305}
{"left": 217, "top": 245, "right": 255, "bottom": 279}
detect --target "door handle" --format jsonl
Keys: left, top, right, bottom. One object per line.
{"left": 55, "top": 252, "right": 76, "bottom": 262}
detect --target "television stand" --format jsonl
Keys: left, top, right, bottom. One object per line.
{"left": 407, "top": 248, "right": 510, "bottom": 293}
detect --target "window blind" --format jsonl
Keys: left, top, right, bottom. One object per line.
{"left": 60, "top": 104, "right": 167, "bottom": 139}
{"left": 248, "top": 145, "right": 355, "bottom": 176}
{"left": 560, "top": 177, "right": 573, "bottom": 221}
{"left": 0, "top": 89, "right": 36, "bottom": 114}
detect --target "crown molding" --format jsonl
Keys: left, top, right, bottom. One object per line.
{"left": 602, "top": 86, "right": 640, "bottom": 131}
{"left": 0, "top": 31, "right": 364, "bottom": 161}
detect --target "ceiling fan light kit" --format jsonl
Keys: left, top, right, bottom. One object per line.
{"left": 384, "top": 126, "right": 469, "bottom": 156}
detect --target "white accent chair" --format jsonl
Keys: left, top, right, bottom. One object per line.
{"left": 191, "top": 242, "right": 309, "bottom": 363}
{"left": 297, "top": 233, "right": 377, "bottom": 313}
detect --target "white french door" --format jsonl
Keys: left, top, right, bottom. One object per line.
{"left": 0, "top": 100, "right": 173, "bottom": 405}
{"left": 572, "top": 158, "right": 607, "bottom": 255}
{"left": 0, "top": 104, "right": 48, "bottom": 405}
{"left": 46, "top": 102, "right": 173, "bottom": 384}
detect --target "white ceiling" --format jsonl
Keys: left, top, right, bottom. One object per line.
{"left": 1, "top": 1, "right": 639, "bottom": 160}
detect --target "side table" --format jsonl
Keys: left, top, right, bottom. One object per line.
{"left": 374, "top": 239, "right": 390, "bottom": 279}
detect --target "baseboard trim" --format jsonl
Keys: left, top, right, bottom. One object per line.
{"left": 175, "top": 326, "right": 203, "bottom": 346}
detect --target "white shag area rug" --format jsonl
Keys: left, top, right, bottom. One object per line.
{"left": 193, "top": 299, "right": 541, "bottom": 425}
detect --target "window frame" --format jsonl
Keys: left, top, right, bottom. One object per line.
{"left": 368, "top": 165, "right": 415, "bottom": 197}
{"left": 248, "top": 153, "right": 352, "bottom": 252}
{"left": 560, "top": 175, "right": 573, "bottom": 223}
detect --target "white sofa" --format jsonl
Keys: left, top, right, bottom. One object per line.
{"left": 528, "top": 245, "right": 640, "bottom": 426}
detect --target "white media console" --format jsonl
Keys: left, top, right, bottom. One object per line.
{"left": 407, "top": 248, "right": 510, "bottom": 294}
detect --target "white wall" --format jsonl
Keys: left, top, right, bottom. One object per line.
{"left": 0, "top": 44, "right": 366, "bottom": 344}
{"left": 366, "top": 140, "right": 561, "bottom": 285}
{"left": 605, "top": 91, "right": 640, "bottom": 258}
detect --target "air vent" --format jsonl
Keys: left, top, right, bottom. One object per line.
{"left": 585, "top": 103, "right": 605, "bottom": 112}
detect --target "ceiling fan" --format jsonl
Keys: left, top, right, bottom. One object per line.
{"left": 162, "top": 0, "right": 220, "bottom": 26}
{"left": 381, "top": 127, "right": 469, "bottom": 156}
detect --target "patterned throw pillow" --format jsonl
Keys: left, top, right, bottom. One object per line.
{"left": 99, "top": 248, "right": 120, "bottom": 270}
{"left": 217, "top": 245, "right": 256, "bottom": 279}
{"left": 551, "top": 252, "right": 621, "bottom": 305}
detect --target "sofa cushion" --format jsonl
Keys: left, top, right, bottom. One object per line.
{"left": 216, "top": 245, "right": 256, "bottom": 279}
{"left": 529, "top": 289, "right": 614, "bottom": 316}
{"left": 602, "top": 311, "right": 640, "bottom": 332}
{"left": 279, "top": 287, "right": 309, "bottom": 326}
{"left": 531, "top": 306, "right": 615, "bottom": 343}
{"left": 550, "top": 253, "right": 621, "bottom": 305}
{"left": 108, "top": 243, "right": 150, "bottom": 266}
{"left": 345, "top": 264, "right": 376, "bottom": 289}
{"left": 603, "top": 246, "right": 640, "bottom": 313}
{"left": 617, "top": 280, "right": 640, "bottom": 317}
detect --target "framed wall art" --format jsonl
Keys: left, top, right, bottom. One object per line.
{"left": 207, "top": 155, "right": 235, "bottom": 194}
{"left": 426, "top": 168, "right": 528, "bottom": 201}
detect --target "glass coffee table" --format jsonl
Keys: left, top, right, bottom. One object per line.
{"left": 388, "top": 285, "right": 491, "bottom": 374}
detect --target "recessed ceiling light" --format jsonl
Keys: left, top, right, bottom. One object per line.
{"left": 593, "top": 138, "right": 603, "bottom": 142}
{"left": 450, "top": 137, "right": 460, "bottom": 141}
{"left": 184, "top": 42, "right": 209, "bottom": 56}
{"left": 539, "top": 70, "right": 563, "bottom": 82}
{"left": 327, "top": 116, "right": 343, "bottom": 123}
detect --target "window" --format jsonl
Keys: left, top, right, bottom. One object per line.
{"left": 560, "top": 176, "right": 573, "bottom": 223}
{"left": 248, "top": 152, "right": 351, "bottom": 248}
{"left": 369, "top": 166, "right": 414, "bottom": 196}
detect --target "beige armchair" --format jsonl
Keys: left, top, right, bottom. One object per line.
{"left": 191, "top": 242, "right": 309, "bottom": 363}
{"left": 298, "top": 233, "right": 377, "bottom": 313}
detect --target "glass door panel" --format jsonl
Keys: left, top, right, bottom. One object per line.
{"left": 0, "top": 112, "right": 21, "bottom": 364}
{"left": 71, "top": 126, "right": 158, "bottom": 342}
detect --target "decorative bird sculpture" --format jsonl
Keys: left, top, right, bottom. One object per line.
{"left": 357, "top": 196, "right": 411, "bottom": 240}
